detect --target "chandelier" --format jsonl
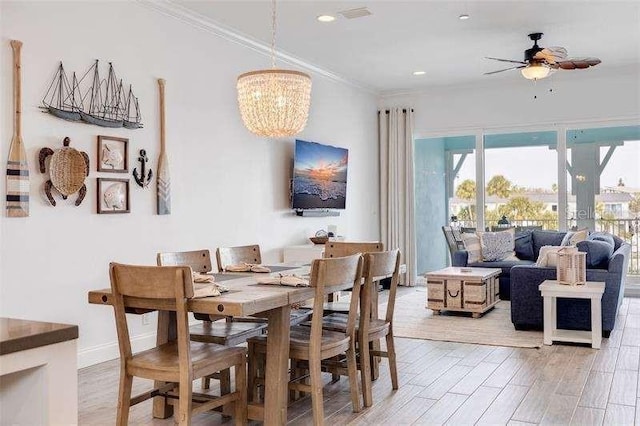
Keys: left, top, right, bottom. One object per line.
{"left": 237, "top": 0, "right": 312, "bottom": 137}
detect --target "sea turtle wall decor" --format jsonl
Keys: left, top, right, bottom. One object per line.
{"left": 39, "top": 136, "right": 89, "bottom": 206}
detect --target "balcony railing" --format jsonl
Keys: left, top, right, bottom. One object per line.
{"left": 455, "top": 218, "right": 640, "bottom": 276}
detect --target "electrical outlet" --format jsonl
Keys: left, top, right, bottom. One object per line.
{"left": 142, "top": 313, "right": 151, "bottom": 325}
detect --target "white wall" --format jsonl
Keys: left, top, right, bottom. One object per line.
{"left": 0, "top": 2, "right": 379, "bottom": 367}
{"left": 381, "top": 66, "right": 640, "bottom": 134}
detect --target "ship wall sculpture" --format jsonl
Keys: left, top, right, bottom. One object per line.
{"left": 41, "top": 60, "right": 143, "bottom": 130}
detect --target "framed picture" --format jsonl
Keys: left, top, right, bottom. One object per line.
{"left": 97, "top": 135, "right": 128, "bottom": 173}
{"left": 97, "top": 178, "right": 130, "bottom": 214}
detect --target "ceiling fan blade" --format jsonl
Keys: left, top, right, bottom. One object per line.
{"left": 534, "top": 46, "right": 568, "bottom": 63}
{"left": 485, "top": 57, "right": 527, "bottom": 65}
{"left": 484, "top": 65, "right": 526, "bottom": 75}
{"left": 557, "top": 57, "right": 601, "bottom": 70}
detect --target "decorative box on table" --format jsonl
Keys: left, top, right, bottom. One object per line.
{"left": 556, "top": 247, "right": 586, "bottom": 285}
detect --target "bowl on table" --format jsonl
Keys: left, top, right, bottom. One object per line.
{"left": 309, "top": 236, "right": 329, "bottom": 245}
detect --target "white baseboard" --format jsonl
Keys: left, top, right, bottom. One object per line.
{"left": 77, "top": 330, "right": 157, "bottom": 369}
{"left": 77, "top": 319, "right": 202, "bottom": 369}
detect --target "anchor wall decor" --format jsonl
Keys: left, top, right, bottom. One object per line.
{"left": 133, "top": 149, "right": 153, "bottom": 188}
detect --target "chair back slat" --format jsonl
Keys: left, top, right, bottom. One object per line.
{"left": 309, "top": 254, "right": 363, "bottom": 342}
{"left": 216, "top": 245, "right": 262, "bottom": 272}
{"left": 157, "top": 249, "right": 212, "bottom": 273}
{"left": 324, "top": 241, "right": 383, "bottom": 258}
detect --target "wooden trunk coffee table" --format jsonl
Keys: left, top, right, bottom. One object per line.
{"left": 425, "top": 267, "right": 501, "bottom": 318}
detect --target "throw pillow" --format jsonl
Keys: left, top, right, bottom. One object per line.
{"left": 478, "top": 229, "right": 515, "bottom": 262}
{"left": 514, "top": 232, "right": 534, "bottom": 260}
{"left": 561, "top": 229, "right": 588, "bottom": 246}
{"left": 461, "top": 232, "right": 482, "bottom": 264}
{"left": 588, "top": 232, "right": 615, "bottom": 249}
{"left": 577, "top": 240, "right": 614, "bottom": 269}
{"left": 536, "top": 245, "right": 565, "bottom": 267}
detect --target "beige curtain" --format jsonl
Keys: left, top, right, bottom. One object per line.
{"left": 379, "top": 108, "right": 417, "bottom": 286}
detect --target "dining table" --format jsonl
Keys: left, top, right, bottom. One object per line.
{"left": 87, "top": 263, "right": 354, "bottom": 425}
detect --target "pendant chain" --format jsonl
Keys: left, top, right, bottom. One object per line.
{"left": 271, "top": 0, "right": 277, "bottom": 68}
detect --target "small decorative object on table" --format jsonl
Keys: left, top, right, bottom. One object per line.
{"left": 556, "top": 247, "right": 586, "bottom": 285}
{"left": 309, "top": 229, "right": 329, "bottom": 245}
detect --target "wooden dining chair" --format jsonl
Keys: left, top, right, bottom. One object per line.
{"left": 109, "top": 263, "right": 247, "bottom": 426}
{"left": 157, "top": 249, "right": 266, "bottom": 392}
{"left": 318, "top": 249, "right": 401, "bottom": 407}
{"left": 322, "top": 241, "right": 384, "bottom": 311}
{"left": 215, "top": 245, "right": 262, "bottom": 272}
{"left": 246, "top": 254, "right": 364, "bottom": 424}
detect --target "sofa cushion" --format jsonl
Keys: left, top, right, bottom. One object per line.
{"left": 478, "top": 229, "right": 515, "bottom": 261}
{"left": 532, "top": 230, "right": 566, "bottom": 259}
{"left": 577, "top": 240, "right": 614, "bottom": 269}
{"left": 515, "top": 232, "right": 534, "bottom": 261}
{"left": 468, "top": 259, "right": 535, "bottom": 276}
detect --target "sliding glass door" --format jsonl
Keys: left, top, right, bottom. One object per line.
{"left": 483, "top": 131, "right": 559, "bottom": 231}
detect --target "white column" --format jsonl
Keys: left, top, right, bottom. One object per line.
{"left": 557, "top": 127, "right": 568, "bottom": 231}
{"left": 475, "top": 131, "right": 485, "bottom": 231}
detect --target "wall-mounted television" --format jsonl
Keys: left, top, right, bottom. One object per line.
{"left": 291, "top": 139, "right": 348, "bottom": 211}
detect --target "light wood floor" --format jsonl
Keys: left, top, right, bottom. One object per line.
{"left": 79, "top": 291, "right": 640, "bottom": 425}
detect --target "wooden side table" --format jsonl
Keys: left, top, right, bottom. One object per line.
{"left": 538, "top": 280, "right": 605, "bottom": 349}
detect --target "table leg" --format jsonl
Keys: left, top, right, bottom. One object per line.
{"left": 153, "top": 310, "right": 176, "bottom": 419}
{"left": 551, "top": 296, "right": 557, "bottom": 334}
{"left": 264, "top": 305, "right": 291, "bottom": 426}
{"left": 591, "top": 296, "right": 602, "bottom": 349}
{"left": 543, "top": 295, "right": 552, "bottom": 345}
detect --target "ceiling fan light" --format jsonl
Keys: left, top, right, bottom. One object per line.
{"left": 521, "top": 63, "right": 551, "bottom": 80}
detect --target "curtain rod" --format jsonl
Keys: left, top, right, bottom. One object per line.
{"left": 378, "top": 109, "right": 414, "bottom": 114}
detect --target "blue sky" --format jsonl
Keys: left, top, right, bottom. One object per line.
{"left": 456, "top": 140, "right": 640, "bottom": 190}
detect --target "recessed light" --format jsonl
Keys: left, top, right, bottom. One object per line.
{"left": 459, "top": 14, "right": 470, "bottom": 20}
{"left": 317, "top": 15, "right": 336, "bottom": 23}
{"left": 413, "top": 71, "right": 426, "bottom": 76}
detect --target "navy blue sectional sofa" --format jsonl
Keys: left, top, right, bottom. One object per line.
{"left": 511, "top": 232, "right": 630, "bottom": 337}
{"left": 452, "top": 229, "right": 631, "bottom": 337}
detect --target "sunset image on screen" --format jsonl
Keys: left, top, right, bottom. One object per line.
{"left": 292, "top": 140, "right": 348, "bottom": 210}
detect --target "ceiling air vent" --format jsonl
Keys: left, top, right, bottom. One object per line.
{"left": 338, "top": 7, "right": 372, "bottom": 19}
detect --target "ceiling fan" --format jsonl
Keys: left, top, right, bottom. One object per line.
{"left": 485, "top": 33, "right": 601, "bottom": 80}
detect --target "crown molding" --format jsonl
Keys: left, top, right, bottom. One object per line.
{"left": 136, "top": 0, "right": 378, "bottom": 95}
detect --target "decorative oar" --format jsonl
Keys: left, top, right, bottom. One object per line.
{"left": 156, "top": 78, "right": 170, "bottom": 215}
{"left": 6, "top": 40, "right": 29, "bottom": 217}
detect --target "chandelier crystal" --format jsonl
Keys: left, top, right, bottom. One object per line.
{"left": 236, "top": 0, "right": 312, "bottom": 137}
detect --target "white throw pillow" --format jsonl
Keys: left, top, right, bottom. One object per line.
{"left": 461, "top": 232, "right": 482, "bottom": 264}
{"left": 536, "top": 245, "right": 565, "bottom": 267}
{"left": 477, "top": 229, "right": 515, "bottom": 262}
